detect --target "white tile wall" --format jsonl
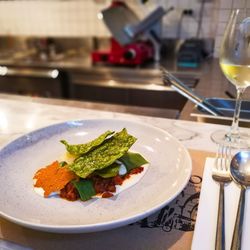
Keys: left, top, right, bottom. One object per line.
{"left": 0, "top": 0, "right": 249, "bottom": 58}
{"left": 214, "top": 0, "right": 250, "bottom": 57}
{"left": 219, "top": 0, "right": 233, "bottom": 9}
{"left": 0, "top": 0, "right": 217, "bottom": 39}
{"left": 0, "top": 0, "right": 110, "bottom": 37}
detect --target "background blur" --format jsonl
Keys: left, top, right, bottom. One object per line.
{"left": 0, "top": 0, "right": 249, "bottom": 57}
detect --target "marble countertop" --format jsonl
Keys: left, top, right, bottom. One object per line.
{"left": 1, "top": 93, "right": 249, "bottom": 250}
{"left": 0, "top": 93, "right": 230, "bottom": 153}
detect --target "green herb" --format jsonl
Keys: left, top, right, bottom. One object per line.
{"left": 72, "top": 179, "right": 96, "bottom": 201}
{"left": 119, "top": 152, "right": 148, "bottom": 172}
{"left": 69, "top": 128, "right": 137, "bottom": 178}
{"left": 59, "top": 161, "right": 68, "bottom": 167}
{"left": 60, "top": 130, "right": 114, "bottom": 156}
{"left": 94, "top": 162, "right": 120, "bottom": 178}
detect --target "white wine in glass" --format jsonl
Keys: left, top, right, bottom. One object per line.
{"left": 211, "top": 9, "right": 250, "bottom": 148}
{"left": 220, "top": 63, "right": 250, "bottom": 89}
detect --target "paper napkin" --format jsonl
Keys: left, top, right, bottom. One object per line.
{"left": 192, "top": 158, "right": 250, "bottom": 250}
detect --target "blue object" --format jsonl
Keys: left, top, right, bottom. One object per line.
{"left": 177, "top": 39, "right": 204, "bottom": 68}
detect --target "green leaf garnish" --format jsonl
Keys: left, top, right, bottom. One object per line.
{"left": 69, "top": 128, "right": 137, "bottom": 178}
{"left": 72, "top": 179, "right": 96, "bottom": 201}
{"left": 59, "top": 161, "right": 68, "bottom": 167}
{"left": 119, "top": 152, "right": 148, "bottom": 172}
{"left": 60, "top": 130, "right": 114, "bottom": 156}
{"left": 94, "top": 162, "right": 120, "bottom": 178}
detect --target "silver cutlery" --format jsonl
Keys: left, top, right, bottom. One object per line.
{"left": 212, "top": 144, "right": 232, "bottom": 250}
{"left": 230, "top": 151, "right": 250, "bottom": 250}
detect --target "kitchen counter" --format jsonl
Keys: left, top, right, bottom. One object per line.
{"left": 0, "top": 93, "right": 180, "bottom": 119}
{"left": 1, "top": 47, "right": 249, "bottom": 124}
{"left": 0, "top": 92, "right": 221, "bottom": 152}
{"left": 0, "top": 93, "right": 226, "bottom": 250}
{"left": 178, "top": 58, "right": 228, "bottom": 120}
{"left": 0, "top": 93, "right": 249, "bottom": 250}
{"left": 0, "top": 53, "right": 199, "bottom": 116}
{"left": 0, "top": 90, "right": 230, "bottom": 160}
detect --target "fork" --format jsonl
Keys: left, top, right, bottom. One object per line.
{"left": 212, "top": 144, "right": 232, "bottom": 250}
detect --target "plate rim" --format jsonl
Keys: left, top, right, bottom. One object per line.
{"left": 0, "top": 118, "right": 192, "bottom": 233}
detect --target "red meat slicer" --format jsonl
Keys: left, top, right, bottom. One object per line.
{"left": 92, "top": 38, "right": 154, "bottom": 66}
{"left": 92, "top": 1, "right": 173, "bottom": 66}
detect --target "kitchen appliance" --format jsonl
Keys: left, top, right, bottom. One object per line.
{"left": 0, "top": 66, "right": 71, "bottom": 98}
{"left": 92, "top": 1, "right": 173, "bottom": 66}
{"left": 92, "top": 38, "right": 154, "bottom": 66}
{"left": 177, "top": 39, "right": 205, "bottom": 68}
{"left": 192, "top": 98, "right": 250, "bottom": 128}
{"left": 162, "top": 68, "right": 250, "bottom": 127}
{"left": 162, "top": 68, "right": 224, "bottom": 116}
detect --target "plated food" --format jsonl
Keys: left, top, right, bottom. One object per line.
{"left": 33, "top": 128, "right": 148, "bottom": 201}
{"left": 0, "top": 119, "right": 192, "bottom": 233}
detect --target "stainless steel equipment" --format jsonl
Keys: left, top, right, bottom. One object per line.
{"left": 0, "top": 66, "right": 71, "bottom": 98}
{"left": 192, "top": 98, "right": 250, "bottom": 127}
{"left": 162, "top": 68, "right": 224, "bottom": 116}
{"left": 101, "top": 1, "right": 173, "bottom": 61}
{"left": 124, "top": 6, "right": 174, "bottom": 62}
{"left": 101, "top": 2, "right": 139, "bottom": 46}
{"left": 161, "top": 68, "right": 250, "bottom": 127}
{"left": 71, "top": 67, "right": 199, "bottom": 111}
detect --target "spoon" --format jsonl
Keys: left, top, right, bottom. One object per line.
{"left": 230, "top": 151, "right": 250, "bottom": 250}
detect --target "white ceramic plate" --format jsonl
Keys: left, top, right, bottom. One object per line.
{"left": 0, "top": 119, "right": 192, "bottom": 233}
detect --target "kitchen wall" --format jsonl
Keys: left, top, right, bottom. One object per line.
{"left": 0, "top": 0, "right": 215, "bottom": 38}
{"left": 214, "top": 0, "right": 250, "bottom": 57}
{"left": 0, "top": 0, "right": 249, "bottom": 57}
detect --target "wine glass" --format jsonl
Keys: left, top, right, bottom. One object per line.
{"left": 211, "top": 9, "right": 250, "bottom": 148}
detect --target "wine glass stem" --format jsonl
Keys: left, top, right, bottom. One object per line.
{"left": 228, "top": 88, "right": 245, "bottom": 139}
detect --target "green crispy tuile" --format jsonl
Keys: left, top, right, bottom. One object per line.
{"left": 69, "top": 128, "right": 137, "bottom": 178}
{"left": 60, "top": 130, "right": 114, "bottom": 156}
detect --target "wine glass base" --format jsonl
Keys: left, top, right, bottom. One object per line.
{"left": 211, "top": 129, "right": 250, "bottom": 149}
